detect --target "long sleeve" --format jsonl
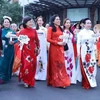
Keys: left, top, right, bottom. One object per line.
{"left": 2, "top": 30, "right": 7, "bottom": 40}
{"left": 0, "top": 29, "right": 3, "bottom": 50}
{"left": 77, "top": 32, "right": 82, "bottom": 55}
{"left": 47, "top": 27, "right": 57, "bottom": 45}
{"left": 35, "top": 29, "right": 40, "bottom": 48}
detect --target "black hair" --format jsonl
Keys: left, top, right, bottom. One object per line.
{"left": 23, "top": 16, "right": 32, "bottom": 28}
{"left": 19, "top": 23, "right": 23, "bottom": 29}
{"left": 73, "top": 23, "right": 79, "bottom": 28}
{"left": 74, "top": 22, "right": 82, "bottom": 30}
{"left": 82, "top": 18, "right": 90, "bottom": 24}
{"left": 79, "top": 19, "right": 84, "bottom": 24}
{"left": 49, "top": 14, "right": 63, "bottom": 32}
{"left": 79, "top": 19, "right": 85, "bottom": 29}
{"left": 3, "top": 18, "right": 11, "bottom": 24}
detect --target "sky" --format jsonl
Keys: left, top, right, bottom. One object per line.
{"left": 19, "top": 0, "right": 39, "bottom": 6}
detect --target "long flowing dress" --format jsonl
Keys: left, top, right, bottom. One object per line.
{"left": 64, "top": 30, "right": 77, "bottom": 84}
{"left": 77, "top": 28, "right": 97, "bottom": 89}
{"left": 73, "top": 30, "right": 82, "bottom": 82}
{"left": 47, "top": 27, "right": 70, "bottom": 87}
{"left": 35, "top": 26, "right": 47, "bottom": 80}
{"left": 18, "top": 28, "right": 40, "bottom": 87}
{"left": 0, "top": 28, "right": 15, "bottom": 82}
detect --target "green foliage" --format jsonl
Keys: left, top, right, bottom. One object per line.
{"left": 0, "top": 0, "right": 22, "bottom": 24}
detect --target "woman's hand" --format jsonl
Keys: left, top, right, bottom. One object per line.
{"left": 57, "top": 42, "right": 66, "bottom": 46}
{"left": 9, "top": 41, "right": 14, "bottom": 45}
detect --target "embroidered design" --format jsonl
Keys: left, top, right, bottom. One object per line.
{"left": 85, "top": 53, "right": 91, "bottom": 62}
{"left": 25, "top": 69, "right": 29, "bottom": 75}
{"left": 38, "top": 57, "right": 44, "bottom": 72}
{"left": 26, "top": 56, "right": 31, "bottom": 63}
{"left": 83, "top": 39, "right": 96, "bottom": 79}
{"left": 88, "top": 66, "right": 94, "bottom": 74}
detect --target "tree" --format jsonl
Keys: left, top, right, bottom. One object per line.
{"left": 0, "top": 0, "right": 22, "bottom": 24}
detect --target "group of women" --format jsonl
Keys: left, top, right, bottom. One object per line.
{"left": 0, "top": 14, "right": 99, "bottom": 89}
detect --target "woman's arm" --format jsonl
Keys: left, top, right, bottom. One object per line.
{"left": 9, "top": 32, "right": 18, "bottom": 45}
{"left": 47, "top": 27, "right": 58, "bottom": 45}
{"left": 35, "top": 29, "right": 40, "bottom": 48}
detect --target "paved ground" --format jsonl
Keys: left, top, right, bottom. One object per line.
{"left": 0, "top": 68, "right": 100, "bottom": 100}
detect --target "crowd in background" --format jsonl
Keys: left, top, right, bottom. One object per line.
{"left": 0, "top": 14, "right": 100, "bottom": 89}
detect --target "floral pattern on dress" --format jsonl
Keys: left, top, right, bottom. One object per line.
{"left": 82, "top": 39, "right": 96, "bottom": 80}
{"left": 64, "top": 30, "right": 76, "bottom": 84}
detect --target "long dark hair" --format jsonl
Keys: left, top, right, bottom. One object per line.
{"left": 63, "top": 18, "right": 73, "bottom": 34}
{"left": 49, "top": 14, "right": 63, "bottom": 32}
{"left": 79, "top": 19, "right": 84, "bottom": 29}
{"left": 36, "top": 16, "right": 44, "bottom": 30}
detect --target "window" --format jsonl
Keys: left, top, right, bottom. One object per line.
{"left": 67, "top": 8, "right": 88, "bottom": 22}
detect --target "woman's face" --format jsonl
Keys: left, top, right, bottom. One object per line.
{"left": 3, "top": 19, "right": 10, "bottom": 28}
{"left": 26, "top": 19, "right": 33, "bottom": 28}
{"left": 64, "top": 20, "right": 71, "bottom": 29}
{"left": 11, "top": 24, "right": 17, "bottom": 31}
{"left": 37, "top": 18, "right": 43, "bottom": 26}
{"left": 19, "top": 25, "right": 23, "bottom": 30}
{"left": 84, "top": 20, "right": 92, "bottom": 29}
{"left": 53, "top": 16, "right": 60, "bottom": 26}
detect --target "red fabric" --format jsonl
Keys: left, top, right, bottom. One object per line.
{"left": 88, "top": 66, "right": 94, "bottom": 74}
{"left": 13, "top": 32, "right": 21, "bottom": 73}
{"left": 96, "top": 40, "right": 100, "bottom": 66}
{"left": 97, "top": 41, "right": 100, "bottom": 50}
{"left": 85, "top": 53, "right": 91, "bottom": 63}
{"left": 18, "top": 28, "right": 40, "bottom": 87}
{"left": 47, "top": 27, "right": 70, "bottom": 88}
{"left": 12, "top": 43, "right": 21, "bottom": 73}
{"left": 80, "top": 57, "right": 90, "bottom": 89}
{"left": 73, "top": 43, "right": 77, "bottom": 61}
